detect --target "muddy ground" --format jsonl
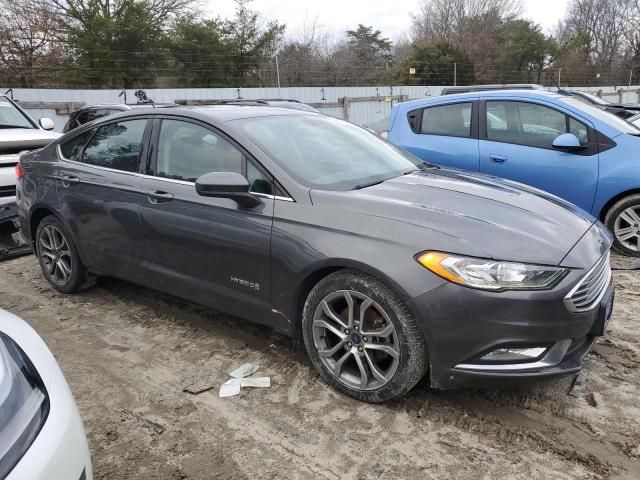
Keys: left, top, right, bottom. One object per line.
{"left": 0, "top": 255, "right": 639, "bottom": 480}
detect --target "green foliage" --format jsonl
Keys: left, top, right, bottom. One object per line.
{"left": 493, "top": 20, "right": 559, "bottom": 83}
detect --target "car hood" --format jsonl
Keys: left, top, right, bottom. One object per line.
{"left": 0, "top": 128, "right": 60, "bottom": 158}
{"left": 310, "top": 168, "right": 596, "bottom": 266}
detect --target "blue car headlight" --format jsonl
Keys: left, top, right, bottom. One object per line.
{"left": 0, "top": 332, "right": 49, "bottom": 478}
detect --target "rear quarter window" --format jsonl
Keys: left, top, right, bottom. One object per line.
{"left": 60, "top": 130, "right": 94, "bottom": 161}
{"left": 408, "top": 103, "right": 473, "bottom": 138}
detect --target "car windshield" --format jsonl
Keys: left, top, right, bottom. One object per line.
{"left": 576, "top": 91, "right": 610, "bottom": 106}
{"left": 234, "top": 114, "right": 422, "bottom": 190}
{"left": 0, "top": 98, "right": 35, "bottom": 129}
{"left": 561, "top": 97, "right": 640, "bottom": 134}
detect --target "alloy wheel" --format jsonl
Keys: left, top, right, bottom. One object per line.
{"left": 38, "top": 225, "right": 73, "bottom": 285}
{"left": 614, "top": 206, "right": 640, "bottom": 252}
{"left": 312, "top": 290, "right": 400, "bottom": 391}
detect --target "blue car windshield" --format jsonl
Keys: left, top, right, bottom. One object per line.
{"left": 234, "top": 114, "right": 424, "bottom": 190}
{"left": 561, "top": 97, "right": 640, "bottom": 134}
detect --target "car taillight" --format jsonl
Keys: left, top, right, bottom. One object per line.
{"left": 15, "top": 163, "right": 24, "bottom": 179}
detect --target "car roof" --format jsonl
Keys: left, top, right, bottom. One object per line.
{"left": 112, "top": 104, "right": 318, "bottom": 122}
{"left": 74, "top": 103, "right": 175, "bottom": 112}
{"left": 399, "top": 89, "right": 564, "bottom": 109}
{"left": 441, "top": 84, "right": 544, "bottom": 93}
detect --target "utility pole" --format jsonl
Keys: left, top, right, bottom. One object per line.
{"left": 558, "top": 68, "right": 561, "bottom": 86}
{"left": 629, "top": 70, "right": 633, "bottom": 88}
{"left": 453, "top": 63, "right": 457, "bottom": 86}
{"left": 275, "top": 55, "right": 282, "bottom": 98}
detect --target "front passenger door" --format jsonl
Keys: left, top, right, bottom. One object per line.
{"left": 478, "top": 100, "right": 599, "bottom": 211}
{"left": 140, "top": 118, "right": 274, "bottom": 321}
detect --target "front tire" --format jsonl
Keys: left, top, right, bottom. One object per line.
{"left": 605, "top": 194, "right": 640, "bottom": 257}
{"left": 35, "top": 215, "right": 90, "bottom": 294}
{"left": 302, "top": 270, "right": 428, "bottom": 403}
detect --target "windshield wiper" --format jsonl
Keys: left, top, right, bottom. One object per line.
{"left": 0, "top": 124, "right": 31, "bottom": 129}
{"left": 353, "top": 179, "right": 385, "bottom": 190}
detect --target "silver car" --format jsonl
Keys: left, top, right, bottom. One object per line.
{"left": 0, "top": 95, "right": 60, "bottom": 207}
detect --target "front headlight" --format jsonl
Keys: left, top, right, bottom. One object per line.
{"left": 416, "top": 251, "right": 568, "bottom": 291}
{"left": 0, "top": 332, "right": 49, "bottom": 478}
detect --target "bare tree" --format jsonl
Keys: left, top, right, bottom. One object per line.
{"left": 0, "top": 0, "right": 65, "bottom": 87}
{"left": 411, "top": 0, "right": 523, "bottom": 44}
{"left": 560, "top": 0, "right": 631, "bottom": 69}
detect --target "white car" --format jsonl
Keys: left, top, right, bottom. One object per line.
{"left": 628, "top": 113, "right": 640, "bottom": 128}
{"left": 0, "top": 95, "right": 60, "bottom": 207}
{"left": 0, "top": 309, "right": 92, "bottom": 479}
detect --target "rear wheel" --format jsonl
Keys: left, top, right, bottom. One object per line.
{"left": 35, "top": 215, "right": 91, "bottom": 293}
{"left": 302, "top": 270, "right": 428, "bottom": 403}
{"left": 605, "top": 194, "right": 640, "bottom": 257}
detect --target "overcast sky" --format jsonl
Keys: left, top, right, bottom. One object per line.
{"left": 205, "top": 0, "right": 570, "bottom": 40}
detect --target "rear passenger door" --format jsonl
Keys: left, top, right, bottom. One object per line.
{"left": 478, "top": 100, "right": 599, "bottom": 211}
{"left": 139, "top": 118, "right": 275, "bottom": 322}
{"left": 401, "top": 101, "right": 479, "bottom": 171}
{"left": 56, "top": 118, "right": 150, "bottom": 284}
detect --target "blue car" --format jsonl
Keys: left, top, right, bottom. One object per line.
{"left": 387, "top": 89, "right": 640, "bottom": 256}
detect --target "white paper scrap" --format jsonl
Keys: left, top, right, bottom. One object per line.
{"left": 240, "top": 377, "right": 271, "bottom": 388}
{"left": 229, "top": 363, "right": 259, "bottom": 379}
{"left": 219, "top": 378, "right": 241, "bottom": 398}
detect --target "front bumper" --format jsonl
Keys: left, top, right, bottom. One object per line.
{"left": 410, "top": 223, "right": 614, "bottom": 390}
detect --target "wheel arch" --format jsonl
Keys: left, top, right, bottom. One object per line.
{"left": 288, "top": 259, "right": 414, "bottom": 343}
{"left": 28, "top": 205, "right": 88, "bottom": 266}
{"left": 29, "top": 206, "right": 59, "bottom": 245}
{"left": 598, "top": 189, "right": 640, "bottom": 221}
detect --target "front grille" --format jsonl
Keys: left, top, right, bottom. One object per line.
{"left": 0, "top": 185, "right": 15, "bottom": 197}
{"left": 566, "top": 252, "right": 611, "bottom": 312}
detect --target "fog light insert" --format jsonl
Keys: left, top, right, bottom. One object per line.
{"left": 480, "top": 346, "right": 547, "bottom": 363}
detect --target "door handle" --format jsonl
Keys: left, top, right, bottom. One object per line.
{"left": 490, "top": 154, "right": 507, "bottom": 163}
{"left": 61, "top": 175, "right": 80, "bottom": 187}
{"left": 145, "top": 190, "right": 174, "bottom": 203}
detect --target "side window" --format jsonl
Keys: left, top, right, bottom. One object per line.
{"left": 60, "top": 130, "right": 94, "bottom": 161}
{"left": 486, "top": 101, "right": 585, "bottom": 149}
{"left": 75, "top": 111, "right": 90, "bottom": 126}
{"left": 569, "top": 117, "right": 589, "bottom": 143}
{"left": 86, "top": 108, "right": 111, "bottom": 123}
{"left": 155, "top": 119, "right": 273, "bottom": 194}
{"left": 247, "top": 161, "right": 272, "bottom": 194}
{"left": 419, "top": 103, "right": 472, "bottom": 138}
{"left": 82, "top": 120, "right": 146, "bottom": 173}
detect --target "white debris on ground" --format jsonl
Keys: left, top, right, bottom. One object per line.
{"left": 229, "top": 363, "right": 259, "bottom": 379}
{"left": 220, "top": 363, "right": 270, "bottom": 397}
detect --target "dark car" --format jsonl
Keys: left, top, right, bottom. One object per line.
{"left": 175, "top": 98, "right": 321, "bottom": 113}
{"left": 563, "top": 90, "right": 640, "bottom": 119}
{"left": 63, "top": 103, "right": 175, "bottom": 133}
{"left": 16, "top": 106, "right": 614, "bottom": 402}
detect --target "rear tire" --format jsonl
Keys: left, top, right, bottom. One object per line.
{"left": 604, "top": 194, "right": 640, "bottom": 257}
{"left": 302, "top": 270, "right": 428, "bottom": 403}
{"left": 35, "top": 215, "right": 91, "bottom": 293}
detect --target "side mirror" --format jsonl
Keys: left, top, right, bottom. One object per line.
{"left": 552, "top": 133, "right": 585, "bottom": 151}
{"left": 39, "top": 118, "right": 55, "bottom": 131}
{"left": 195, "top": 171, "right": 261, "bottom": 208}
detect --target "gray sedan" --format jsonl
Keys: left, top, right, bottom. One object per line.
{"left": 16, "top": 106, "right": 613, "bottom": 402}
